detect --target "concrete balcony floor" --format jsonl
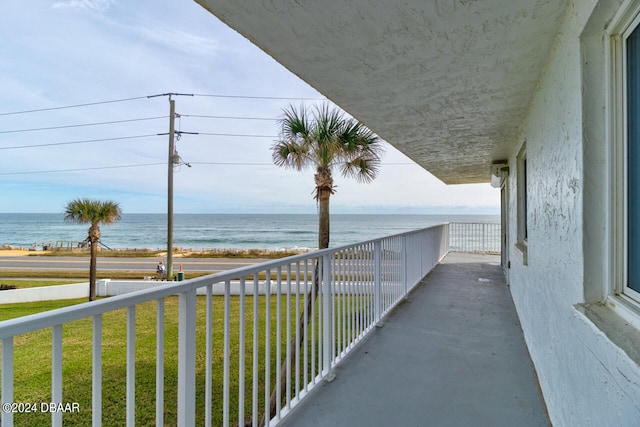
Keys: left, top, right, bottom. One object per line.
{"left": 280, "top": 253, "right": 550, "bottom": 427}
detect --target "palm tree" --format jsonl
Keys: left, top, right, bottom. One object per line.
{"left": 272, "top": 103, "right": 383, "bottom": 249}
{"left": 64, "top": 198, "right": 122, "bottom": 301}
{"left": 264, "top": 104, "right": 383, "bottom": 424}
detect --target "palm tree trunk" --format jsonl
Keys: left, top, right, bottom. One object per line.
{"left": 315, "top": 167, "right": 333, "bottom": 250}
{"left": 318, "top": 191, "right": 330, "bottom": 250}
{"left": 89, "top": 239, "right": 97, "bottom": 301}
{"left": 88, "top": 224, "right": 100, "bottom": 301}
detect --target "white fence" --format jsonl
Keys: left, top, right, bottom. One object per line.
{"left": 449, "top": 222, "right": 501, "bottom": 254}
{"left": 0, "top": 224, "right": 449, "bottom": 427}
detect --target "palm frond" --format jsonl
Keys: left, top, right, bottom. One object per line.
{"left": 271, "top": 139, "right": 310, "bottom": 170}
{"left": 340, "top": 155, "right": 382, "bottom": 183}
{"left": 272, "top": 102, "right": 384, "bottom": 193}
{"left": 312, "top": 104, "right": 345, "bottom": 168}
{"left": 279, "top": 104, "right": 310, "bottom": 142}
{"left": 64, "top": 198, "right": 122, "bottom": 225}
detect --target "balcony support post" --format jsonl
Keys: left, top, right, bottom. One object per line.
{"left": 177, "top": 289, "right": 196, "bottom": 427}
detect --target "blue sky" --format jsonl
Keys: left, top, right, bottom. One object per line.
{"left": 0, "top": 0, "right": 500, "bottom": 215}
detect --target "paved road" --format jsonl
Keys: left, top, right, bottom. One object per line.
{"left": 0, "top": 256, "right": 266, "bottom": 273}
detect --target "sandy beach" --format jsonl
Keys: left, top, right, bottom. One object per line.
{"left": 0, "top": 249, "right": 31, "bottom": 257}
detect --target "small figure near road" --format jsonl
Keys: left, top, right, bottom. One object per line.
{"left": 156, "top": 261, "right": 166, "bottom": 280}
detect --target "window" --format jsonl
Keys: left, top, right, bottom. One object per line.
{"left": 627, "top": 21, "right": 640, "bottom": 299}
{"left": 516, "top": 143, "right": 528, "bottom": 265}
{"left": 610, "top": 2, "right": 640, "bottom": 305}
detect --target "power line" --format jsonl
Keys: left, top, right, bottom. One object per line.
{"left": 0, "top": 134, "right": 160, "bottom": 150}
{"left": 0, "top": 161, "right": 418, "bottom": 176}
{"left": 180, "top": 114, "right": 277, "bottom": 121}
{"left": 192, "top": 93, "right": 326, "bottom": 101}
{"left": 0, "top": 163, "right": 165, "bottom": 176}
{"left": 192, "top": 161, "right": 273, "bottom": 166}
{"left": 191, "top": 161, "right": 418, "bottom": 166}
{"left": 0, "top": 116, "right": 168, "bottom": 134}
{"left": 196, "top": 132, "right": 278, "bottom": 138}
{"left": 0, "top": 96, "right": 150, "bottom": 117}
{"left": 0, "top": 93, "right": 326, "bottom": 117}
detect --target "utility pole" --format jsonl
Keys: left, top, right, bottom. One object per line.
{"left": 148, "top": 92, "right": 194, "bottom": 281}
{"left": 167, "top": 96, "right": 176, "bottom": 280}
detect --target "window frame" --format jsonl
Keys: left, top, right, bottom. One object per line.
{"left": 608, "top": 0, "right": 640, "bottom": 314}
{"left": 515, "top": 142, "right": 528, "bottom": 265}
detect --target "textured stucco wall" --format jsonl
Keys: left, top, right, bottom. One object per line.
{"left": 508, "top": 0, "right": 640, "bottom": 425}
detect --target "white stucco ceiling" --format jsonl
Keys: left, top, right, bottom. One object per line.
{"left": 195, "top": 0, "right": 568, "bottom": 184}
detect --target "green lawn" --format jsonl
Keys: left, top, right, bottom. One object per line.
{"left": 0, "top": 269, "right": 212, "bottom": 281}
{"left": 0, "top": 293, "right": 335, "bottom": 426}
{"left": 0, "top": 279, "right": 85, "bottom": 289}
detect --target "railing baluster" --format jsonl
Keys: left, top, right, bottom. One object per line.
{"left": 338, "top": 251, "right": 344, "bottom": 356}
{"left": 223, "top": 280, "right": 231, "bottom": 427}
{"left": 52, "top": 324, "right": 62, "bottom": 427}
{"left": 206, "top": 285, "right": 213, "bottom": 427}
{"left": 285, "top": 264, "right": 292, "bottom": 409}
{"left": 177, "top": 290, "right": 196, "bottom": 427}
{"left": 264, "top": 271, "right": 271, "bottom": 426}
{"left": 2, "top": 337, "right": 14, "bottom": 427}
{"left": 126, "top": 306, "right": 135, "bottom": 427}
{"left": 350, "top": 248, "right": 355, "bottom": 344}
{"left": 322, "top": 253, "right": 332, "bottom": 376}
{"left": 295, "top": 262, "right": 301, "bottom": 398}
{"left": 402, "top": 235, "right": 408, "bottom": 297}
{"left": 156, "top": 298, "right": 164, "bottom": 427}
{"left": 276, "top": 267, "right": 282, "bottom": 419}
{"left": 374, "top": 241, "right": 381, "bottom": 325}
{"left": 371, "top": 242, "right": 376, "bottom": 326}
{"left": 92, "top": 315, "right": 102, "bottom": 427}
{"left": 303, "top": 260, "right": 308, "bottom": 392}
{"left": 311, "top": 259, "right": 316, "bottom": 384}
{"left": 355, "top": 248, "right": 360, "bottom": 339}
{"left": 313, "top": 256, "right": 324, "bottom": 378}
{"left": 252, "top": 277, "right": 259, "bottom": 427}
{"left": 364, "top": 244, "right": 369, "bottom": 332}
{"left": 238, "top": 277, "right": 246, "bottom": 425}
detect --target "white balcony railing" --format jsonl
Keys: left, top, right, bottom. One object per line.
{"left": 0, "top": 224, "right": 449, "bottom": 427}
{"left": 449, "top": 222, "right": 501, "bottom": 254}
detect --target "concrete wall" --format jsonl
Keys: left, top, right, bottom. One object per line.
{"left": 506, "top": 0, "right": 640, "bottom": 424}
{"left": 96, "top": 279, "right": 285, "bottom": 297}
{"left": 0, "top": 280, "right": 296, "bottom": 304}
{"left": 0, "top": 283, "right": 89, "bottom": 304}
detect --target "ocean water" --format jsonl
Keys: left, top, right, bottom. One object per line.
{"left": 0, "top": 213, "right": 499, "bottom": 251}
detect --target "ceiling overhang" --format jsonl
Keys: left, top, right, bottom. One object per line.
{"left": 195, "top": 0, "right": 569, "bottom": 184}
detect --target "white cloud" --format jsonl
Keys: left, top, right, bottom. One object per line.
{"left": 52, "top": 0, "right": 115, "bottom": 12}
